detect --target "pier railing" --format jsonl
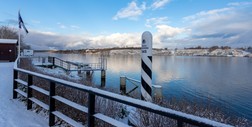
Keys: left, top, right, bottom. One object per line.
{"left": 29, "top": 56, "right": 106, "bottom": 71}
{"left": 13, "top": 58, "right": 231, "bottom": 127}
{"left": 53, "top": 57, "right": 106, "bottom": 71}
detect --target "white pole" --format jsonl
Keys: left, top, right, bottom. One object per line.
{"left": 141, "top": 31, "right": 152, "bottom": 102}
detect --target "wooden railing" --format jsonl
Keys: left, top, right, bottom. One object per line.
{"left": 13, "top": 58, "right": 232, "bottom": 127}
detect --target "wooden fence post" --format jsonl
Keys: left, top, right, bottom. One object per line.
{"left": 88, "top": 93, "right": 95, "bottom": 127}
{"left": 120, "top": 76, "right": 126, "bottom": 95}
{"left": 101, "top": 78, "right": 105, "bottom": 87}
{"left": 49, "top": 82, "right": 56, "bottom": 126}
{"left": 177, "top": 120, "right": 183, "bottom": 127}
{"left": 13, "top": 70, "right": 17, "bottom": 99}
{"left": 27, "top": 74, "right": 33, "bottom": 110}
{"left": 52, "top": 57, "right": 55, "bottom": 68}
{"left": 101, "top": 70, "right": 106, "bottom": 79}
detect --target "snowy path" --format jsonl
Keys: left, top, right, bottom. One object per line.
{"left": 0, "top": 62, "right": 48, "bottom": 127}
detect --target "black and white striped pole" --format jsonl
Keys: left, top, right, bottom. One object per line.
{"left": 141, "top": 31, "right": 152, "bottom": 102}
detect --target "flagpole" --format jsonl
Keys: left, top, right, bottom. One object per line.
{"left": 18, "top": 27, "right": 21, "bottom": 58}
{"left": 18, "top": 10, "right": 28, "bottom": 61}
{"left": 18, "top": 10, "right": 21, "bottom": 60}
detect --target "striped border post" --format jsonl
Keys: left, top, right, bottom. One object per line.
{"left": 141, "top": 31, "right": 152, "bottom": 102}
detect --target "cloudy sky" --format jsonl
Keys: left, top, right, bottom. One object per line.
{"left": 0, "top": 0, "right": 252, "bottom": 50}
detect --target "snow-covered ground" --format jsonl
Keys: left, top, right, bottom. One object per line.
{"left": 0, "top": 62, "right": 48, "bottom": 127}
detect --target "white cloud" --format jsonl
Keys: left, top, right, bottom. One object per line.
{"left": 91, "top": 33, "right": 141, "bottom": 47}
{"left": 156, "top": 25, "right": 186, "bottom": 37}
{"left": 25, "top": 30, "right": 141, "bottom": 50}
{"left": 181, "top": 4, "right": 252, "bottom": 47}
{"left": 113, "top": 0, "right": 172, "bottom": 21}
{"left": 228, "top": 2, "right": 252, "bottom": 6}
{"left": 151, "top": 0, "right": 171, "bottom": 10}
{"left": 153, "top": 25, "right": 188, "bottom": 47}
{"left": 113, "top": 1, "right": 146, "bottom": 20}
{"left": 184, "top": 5, "right": 252, "bottom": 33}
{"left": 183, "top": 8, "right": 232, "bottom": 21}
{"left": 145, "top": 17, "right": 169, "bottom": 28}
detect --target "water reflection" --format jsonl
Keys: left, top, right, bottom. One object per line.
{"left": 107, "top": 55, "right": 140, "bottom": 73}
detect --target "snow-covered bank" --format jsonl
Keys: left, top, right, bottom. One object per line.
{"left": 0, "top": 62, "right": 48, "bottom": 127}
{"left": 89, "top": 49, "right": 252, "bottom": 57}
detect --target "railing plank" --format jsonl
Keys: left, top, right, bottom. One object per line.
{"left": 29, "top": 97, "right": 49, "bottom": 110}
{"left": 52, "top": 111, "right": 83, "bottom": 127}
{"left": 94, "top": 113, "right": 130, "bottom": 127}
{"left": 30, "top": 85, "right": 49, "bottom": 96}
{"left": 53, "top": 95, "right": 88, "bottom": 113}
{"left": 15, "top": 79, "right": 28, "bottom": 86}
{"left": 14, "top": 89, "right": 27, "bottom": 98}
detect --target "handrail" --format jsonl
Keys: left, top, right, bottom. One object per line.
{"left": 13, "top": 58, "right": 232, "bottom": 127}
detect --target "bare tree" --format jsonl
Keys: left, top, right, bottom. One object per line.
{"left": 0, "top": 25, "right": 30, "bottom": 49}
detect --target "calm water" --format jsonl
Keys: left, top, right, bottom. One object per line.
{"left": 35, "top": 52, "right": 252, "bottom": 120}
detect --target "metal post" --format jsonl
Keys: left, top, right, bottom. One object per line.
{"left": 48, "top": 56, "right": 51, "bottom": 63}
{"left": 66, "top": 63, "right": 71, "bottom": 75}
{"left": 49, "top": 82, "right": 56, "bottom": 126}
{"left": 88, "top": 93, "right": 95, "bottom": 127}
{"left": 42, "top": 57, "right": 45, "bottom": 64}
{"left": 101, "top": 78, "right": 106, "bottom": 87}
{"left": 78, "top": 65, "right": 81, "bottom": 76}
{"left": 101, "top": 70, "right": 106, "bottom": 79}
{"left": 13, "top": 70, "right": 18, "bottom": 99}
{"left": 153, "top": 85, "right": 162, "bottom": 100}
{"left": 120, "top": 76, "right": 126, "bottom": 95}
{"left": 27, "top": 74, "right": 33, "bottom": 110}
{"left": 67, "top": 63, "right": 70, "bottom": 71}
{"left": 52, "top": 57, "right": 55, "bottom": 68}
{"left": 141, "top": 31, "right": 153, "bottom": 102}
{"left": 86, "top": 71, "right": 91, "bottom": 76}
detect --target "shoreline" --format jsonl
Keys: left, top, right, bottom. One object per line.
{"left": 37, "top": 48, "right": 252, "bottom": 57}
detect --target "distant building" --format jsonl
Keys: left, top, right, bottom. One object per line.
{"left": 23, "top": 49, "right": 34, "bottom": 56}
{"left": 0, "top": 39, "right": 17, "bottom": 62}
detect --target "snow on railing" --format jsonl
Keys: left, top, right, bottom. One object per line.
{"left": 13, "top": 58, "right": 232, "bottom": 127}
